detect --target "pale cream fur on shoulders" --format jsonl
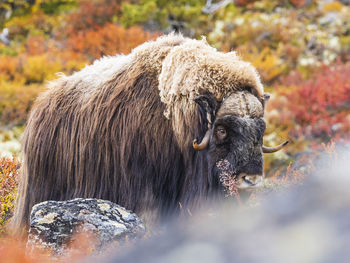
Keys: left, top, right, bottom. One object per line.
{"left": 45, "top": 54, "right": 133, "bottom": 106}
{"left": 46, "top": 33, "right": 186, "bottom": 104}
{"left": 48, "top": 33, "right": 263, "bottom": 114}
{"left": 44, "top": 33, "right": 264, "bottom": 149}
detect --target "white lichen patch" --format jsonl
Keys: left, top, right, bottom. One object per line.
{"left": 34, "top": 209, "right": 44, "bottom": 217}
{"left": 110, "top": 221, "right": 127, "bottom": 230}
{"left": 116, "top": 207, "right": 130, "bottom": 219}
{"left": 98, "top": 203, "right": 111, "bottom": 212}
{"left": 36, "top": 212, "right": 58, "bottom": 224}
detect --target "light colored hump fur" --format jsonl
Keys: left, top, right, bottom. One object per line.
{"left": 132, "top": 33, "right": 186, "bottom": 74}
{"left": 158, "top": 36, "right": 264, "bottom": 149}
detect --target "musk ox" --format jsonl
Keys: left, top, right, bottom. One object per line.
{"left": 12, "top": 34, "right": 287, "bottom": 230}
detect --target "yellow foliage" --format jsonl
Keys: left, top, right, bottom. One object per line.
{"left": 0, "top": 81, "right": 44, "bottom": 125}
{"left": 31, "top": 0, "right": 44, "bottom": 13}
{"left": 62, "top": 58, "right": 87, "bottom": 75}
{"left": 323, "top": 1, "right": 343, "bottom": 12}
{"left": 239, "top": 46, "right": 286, "bottom": 83}
{"left": 0, "top": 50, "right": 87, "bottom": 126}
{"left": 22, "top": 54, "right": 62, "bottom": 83}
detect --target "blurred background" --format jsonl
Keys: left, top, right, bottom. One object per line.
{"left": 0, "top": 0, "right": 349, "bottom": 231}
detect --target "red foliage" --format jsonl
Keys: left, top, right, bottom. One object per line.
{"left": 234, "top": 0, "right": 258, "bottom": 6}
{"left": 272, "top": 62, "right": 350, "bottom": 139}
{"left": 289, "top": 0, "right": 311, "bottom": 7}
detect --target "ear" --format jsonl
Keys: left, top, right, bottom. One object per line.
{"left": 194, "top": 92, "right": 219, "bottom": 127}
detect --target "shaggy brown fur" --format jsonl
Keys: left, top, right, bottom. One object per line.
{"left": 11, "top": 34, "right": 265, "bottom": 231}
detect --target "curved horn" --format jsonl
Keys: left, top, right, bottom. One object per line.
{"left": 193, "top": 130, "right": 211, "bottom": 151}
{"left": 262, "top": 140, "right": 289, "bottom": 153}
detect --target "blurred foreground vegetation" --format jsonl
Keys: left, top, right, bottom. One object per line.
{"left": 0, "top": 0, "right": 350, "bottom": 232}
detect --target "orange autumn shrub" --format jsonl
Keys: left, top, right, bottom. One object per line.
{"left": 0, "top": 231, "right": 104, "bottom": 263}
{"left": 67, "top": 23, "right": 158, "bottom": 61}
{"left": 0, "top": 239, "right": 51, "bottom": 263}
{"left": 0, "top": 56, "right": 18, "bottom": 81}
{"left": 26, "top": 36, "right": 46, "bottom": 56}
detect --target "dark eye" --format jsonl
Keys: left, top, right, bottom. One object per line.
{"left": 216, "top": 126, "right": 227, "bottom": 139}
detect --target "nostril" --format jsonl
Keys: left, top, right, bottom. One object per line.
{"left": 243, "top": 175, "right": 255, "bottom": 185}
{"left": 238, "top": 174, "right": 264, "bottom": 189}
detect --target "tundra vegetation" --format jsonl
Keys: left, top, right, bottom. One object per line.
{"left": 0, "top": 0, "right": 349, "bottom": 261}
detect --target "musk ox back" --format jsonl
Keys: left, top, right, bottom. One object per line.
{"left": 12, "top": 34, "right": 286, "bottom": 231}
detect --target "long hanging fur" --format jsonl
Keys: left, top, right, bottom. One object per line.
{"left": 11, "top": 34, "right": 264, "bottom": 231}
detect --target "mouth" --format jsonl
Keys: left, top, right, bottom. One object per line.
{"left": 216, "top": 160, "right": 264, "bottom": 194}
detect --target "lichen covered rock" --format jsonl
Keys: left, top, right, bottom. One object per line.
{"left": 26, "top": 198, "right": 145, "bottom": 256}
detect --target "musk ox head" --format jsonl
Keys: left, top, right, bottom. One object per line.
{"left": 193, "top": 91, "right": 288, "bottom": 191}
{"left": 155, "top": 35, "right": 288, "bottom": 192}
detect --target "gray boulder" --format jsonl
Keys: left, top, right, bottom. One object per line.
{"left": 27, "top": 198, "right": 145, "bottom": 256}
